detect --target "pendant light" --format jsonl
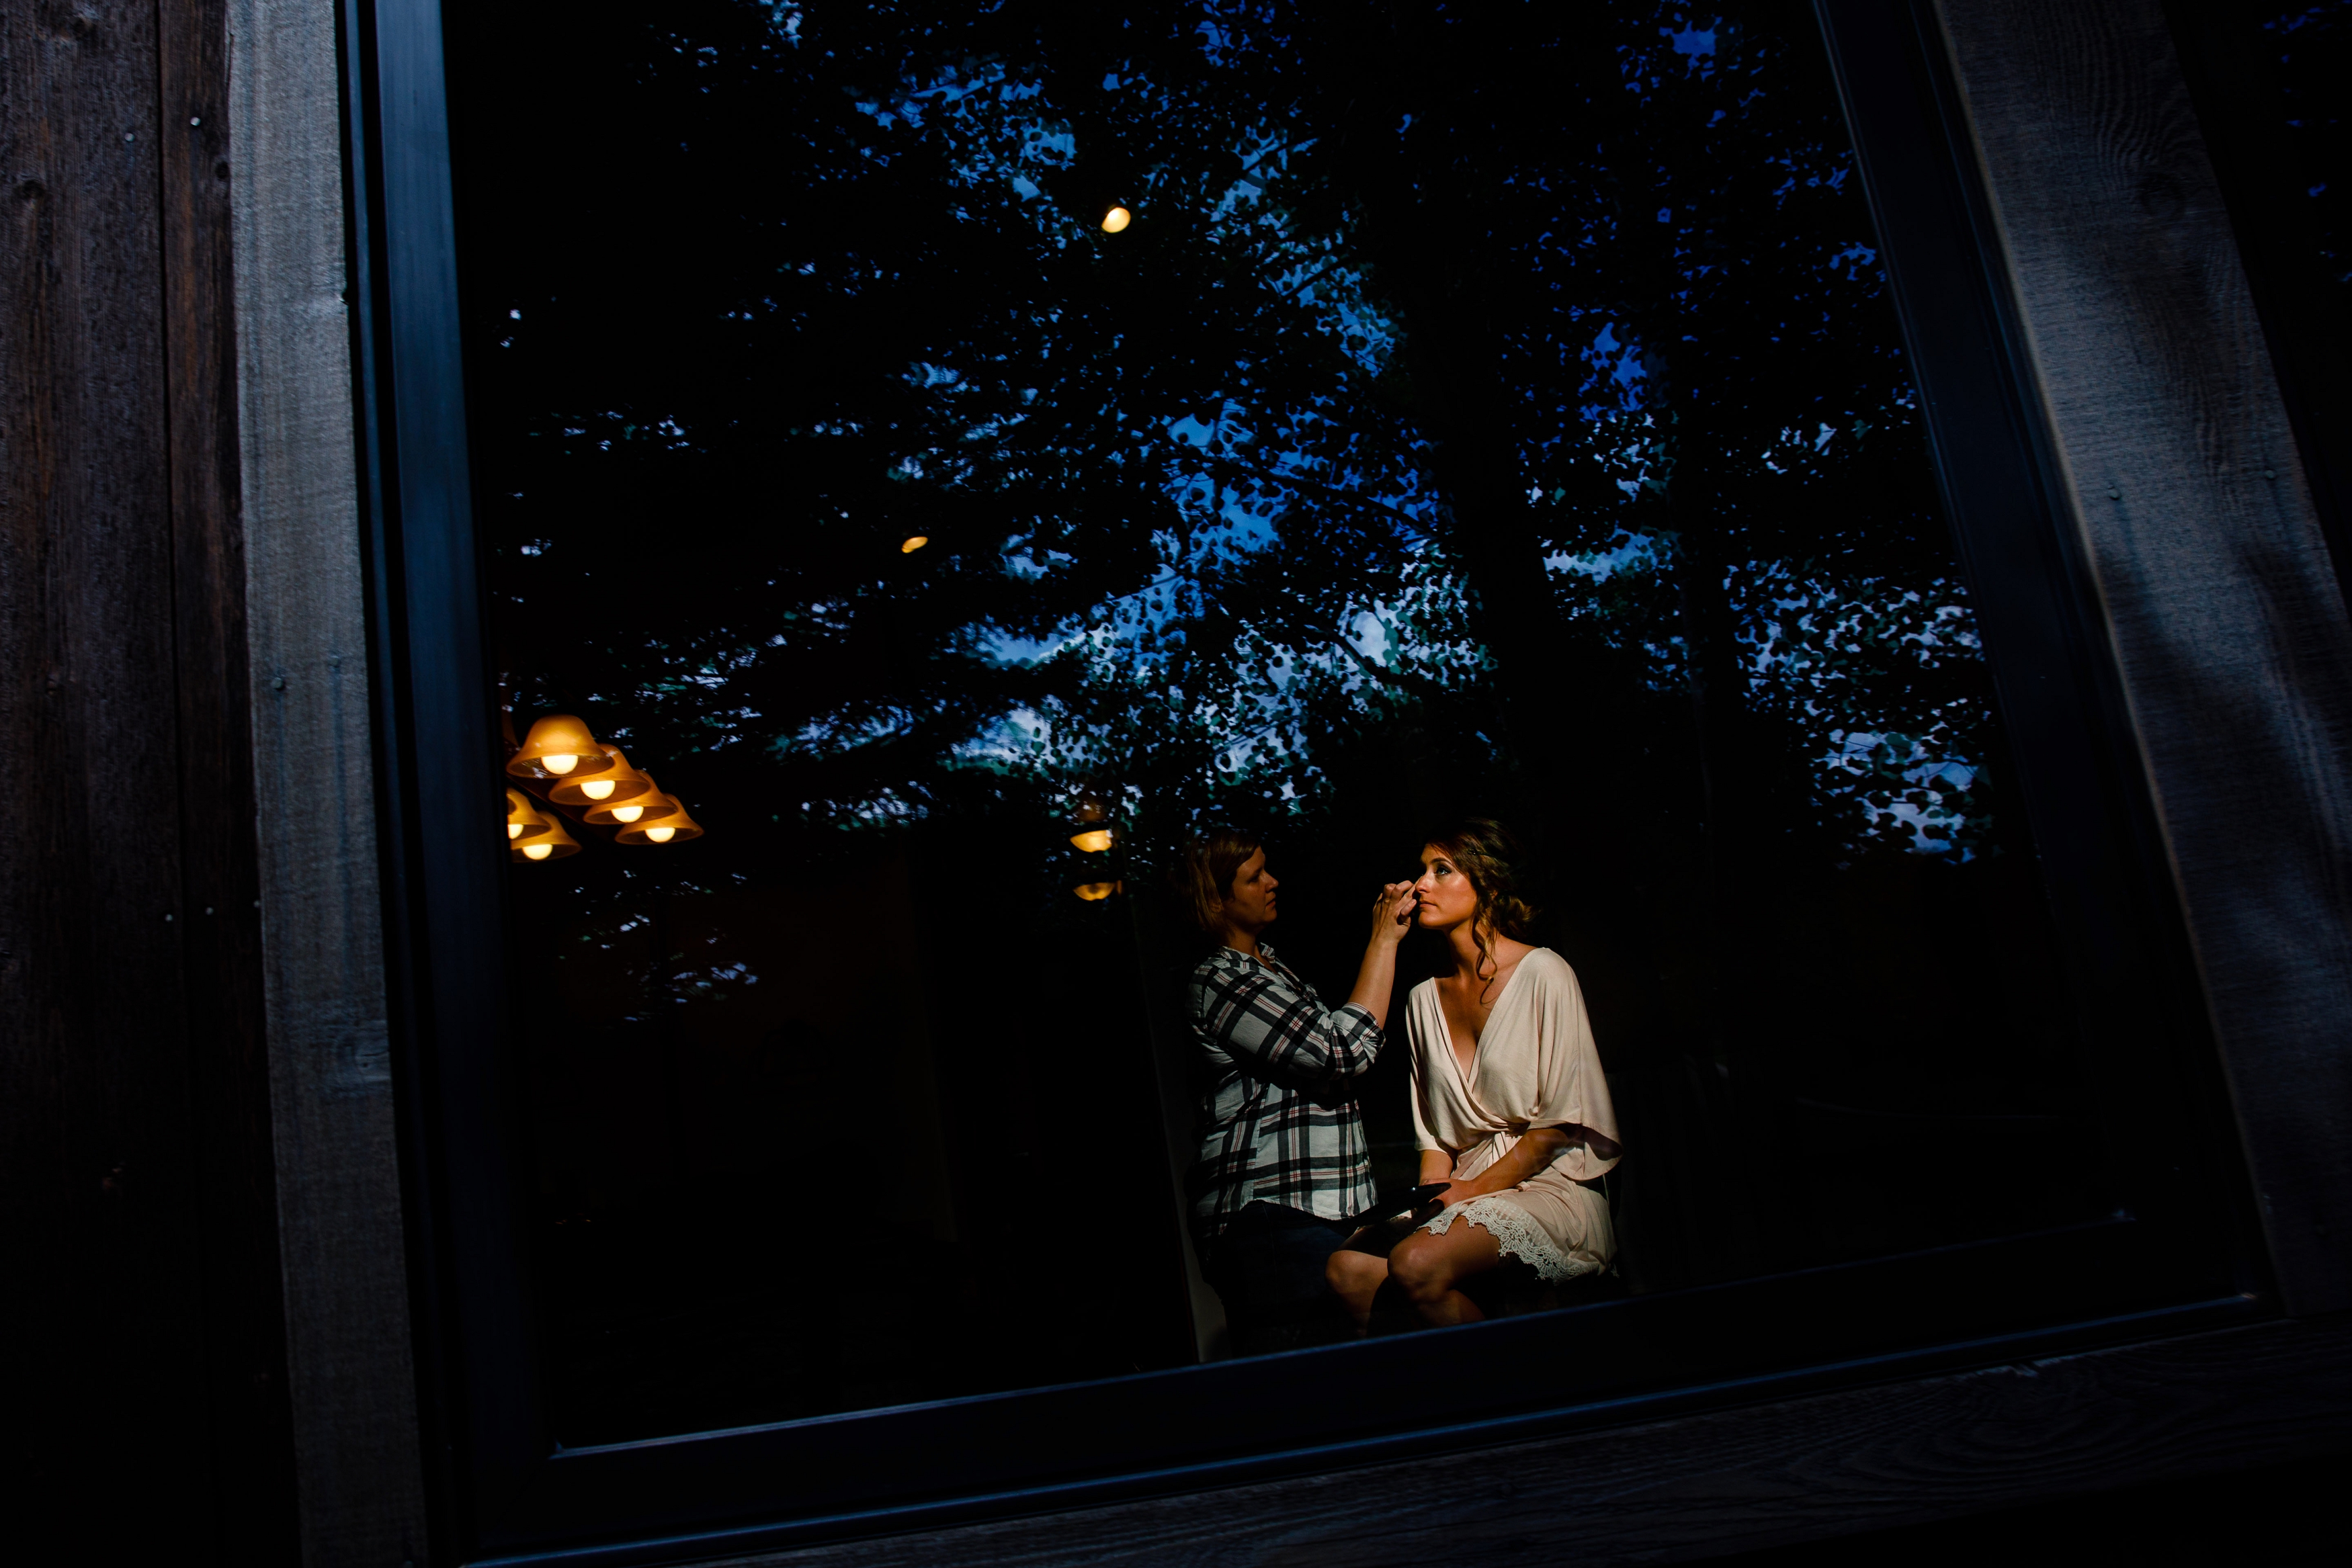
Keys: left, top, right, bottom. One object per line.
{"left": 1072, "top": 880, "right": 1122, "bottom": 902}
{"left": 1068, "top": 792, "right": 1114, "bottom": 854}
{"left": 507, "top": 713, "right": 615, "bottom": 781}
{"left": 550, "top": 746, "right": 653, "bottom": 807}
{"left": 585, "top": 775, "right": 677, "bottom": 826}
{"left": 506, "top": 787, "right": 552, "bottom": 842}
{"left": 617, "top": 786, "right": 703, "bottom": 844}
{"left": 513, "top": 813, "right": 581, "bottom": 861}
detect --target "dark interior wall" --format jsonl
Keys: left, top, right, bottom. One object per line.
{"left": 1, "top": 3, "right": 296, "bottom": 1561}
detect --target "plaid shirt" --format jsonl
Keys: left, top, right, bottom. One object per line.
{"left": 1187, "top": 943, "right": 1384, "bottom": 1244}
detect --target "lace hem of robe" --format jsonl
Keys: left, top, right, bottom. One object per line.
{"left": 1423, "top": 1195, "right": 1601, "bottom": 1284}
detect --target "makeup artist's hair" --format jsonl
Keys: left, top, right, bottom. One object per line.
{"left": 1423, "top": 818, "right": 1535, "bottom": 987}
{"left": 1173, "top": 826, "right": 1264, "bottom": 938}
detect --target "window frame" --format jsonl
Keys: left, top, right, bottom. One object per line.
{"left": 342, "top": 1, "right": 2283, "bottom": 1561}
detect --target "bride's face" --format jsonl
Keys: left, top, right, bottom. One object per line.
{"left": 1413, "top": 846, "right": 1480, "bottom": 932}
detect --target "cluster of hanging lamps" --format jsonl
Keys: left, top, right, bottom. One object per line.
{"left": 504, "top": 714, "right": 705, "bottom": 862}
{"left": 505, "top": 787, "right": 580, "bottom": 861}
{"left": 1067, "top": 793, "right": 1120, "bottom": 900}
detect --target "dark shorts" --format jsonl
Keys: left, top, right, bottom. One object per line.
{"left": 1201, "top": 1201, "right": 1351, "bottom": 1348}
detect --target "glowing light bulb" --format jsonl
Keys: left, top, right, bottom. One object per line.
{"left": 1073, "top": 881, "right": 1118, "bottom": 902}
{"left": 522, "top": 842, "right": 554, "bottom": 861}
{"left": 1101, "top": 206, "right": 1132, "bottom": 234}
{"left": 508, "top": 822, "right": 525, "bottom": 840}
{"left": 646, "top": 826, "right": 676, "bottom": 843}
{"left": 542, "top": 752, "right": 579, "bottom": 775}
{"left": 581, "top": 779, "right": 616, "bottom": 800}
{"left": 610, "top": 804, "right": 645, "bottom": 824}
{"left": 901, "top": 535, "right": 929, "bottom": 554}
{"left": 1070, "top": 828, "right": 1113, "bottom": 853}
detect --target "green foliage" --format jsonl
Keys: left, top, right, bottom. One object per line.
{"left": 461, "top": 0, "right": 2008, "bottom": 905}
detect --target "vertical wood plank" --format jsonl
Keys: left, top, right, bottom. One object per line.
{"left": 161, "top": 0, "right": 302, "bottom": 1559}
{"left": 230, "top": 0, "right": 434, "bottom": 1562}
{"left": 1935, "top": 0, "right": 2352, "bottom": 1312}
{"left": 0, "top": 0, "right": 213, "bottom": 1552}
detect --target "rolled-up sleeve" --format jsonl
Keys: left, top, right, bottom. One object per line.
{"left": 1193, "top": 962, "right": 1382, "bottom": 1085}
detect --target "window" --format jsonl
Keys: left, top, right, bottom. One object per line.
{"left": 356, "top": 1, "right": 2268, "bottom": 1557}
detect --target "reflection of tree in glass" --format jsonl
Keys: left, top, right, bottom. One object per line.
{"left": 460, "top": 5, "right": 2113, "bottom": 1409}
{"left": 2264, "top": 3, "right": 2350, "bottom": 294}
{"left": 464, "top": 0, "right": 1999, "bottom": 881}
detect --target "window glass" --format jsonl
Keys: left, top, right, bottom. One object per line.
{"left": 2263, "top": 2, "right": 2349, "bottom": 296}
{"left": 448, "top": 0, "right": 2110, "bottom": 1447}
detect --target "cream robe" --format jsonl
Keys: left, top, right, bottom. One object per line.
{"left": 1406, "top": 948, "right": 1621, "bottom": 1277}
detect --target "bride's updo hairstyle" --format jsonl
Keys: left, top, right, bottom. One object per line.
{"left": 1425, "top": 818, "right": 1536, "bottom": 985}
{"left": 1173, "top": 826, "right": 1265, "bottom": 938}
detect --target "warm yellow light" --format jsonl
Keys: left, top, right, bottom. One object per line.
{"left": 1070, "top": 828, "right": 1114, "bottom": 853}
{"left": 1073, "top": 880, "right": 1119, "bottom": 902}
{"left": 607, "top": 804, "right": 642, "bottom": 823}
{"left": 901, "top": 535, "right": 929, "bottom": 554}
{"left": 509, "top": 714, "right": 613, "bottom": 781}
{"left": 510, "top": 801, "right": 579, "bottom": 861}
{"left": 564, "top": 749, "right": 657, "bottom": 812}
{"left": 616, "top": 781, "right": 702, "bottom": 844}
{"left": 505, "top": 786, "right": 552, "bottom": 842}
{"left": 1101, "top": 205, "right": 1132, "bottom": 234}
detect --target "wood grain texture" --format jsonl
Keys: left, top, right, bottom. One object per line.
{"left": 163, "top": 0, "right": 303, "bottom": 1559}
{"left": 229, "top": 0, "right": 434, "bottom": 1563}
{"left": 1, "top": 0, "right": 290, "bottom": 1558}
{"left": 3, "top": 0, "right": 204, "bottom": 1536}
{"left": 1935, "top": 0, "right": 2352, "bottom": 1313}
{"left": 681, "top": 1315, "right": 2352, "bottom": 1568}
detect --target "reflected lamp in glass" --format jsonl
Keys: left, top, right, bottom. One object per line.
{"left": 616, "top": 787, "right": 702, "bottom": 844}
{"left": 505, "top": 787, "right": 552, "bottom": 842}
{"left": 508, "top": 714, "right": 614, "bottom": 781}
{"left": 585, "top": 777, "right": 677, "bottom": 827}
{"left": 552, "top": 746, "right": 652, "bottom": 807}
{"left": 513, "top": 813, "right": 581, "bottom": 861}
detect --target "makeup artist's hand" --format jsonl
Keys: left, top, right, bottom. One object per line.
{"left": 1369, "top": 881, "right": 1418, "bottom": 945}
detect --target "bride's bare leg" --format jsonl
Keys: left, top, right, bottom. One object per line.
{"left": 1388, "top": 1221, "right": 1503, "bottom": 1327}
{"left": 1325, "top": 1248, "right": 1388, "bottom": 1332}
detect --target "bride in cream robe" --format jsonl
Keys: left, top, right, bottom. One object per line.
{"left": 1406, "top": 947, "right": 1620, "bottom": 1285}
{"left": 1325, "top": 824, "right": 1621, "bottom": 1330}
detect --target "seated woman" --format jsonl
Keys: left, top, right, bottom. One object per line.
{"left": 1178, "top": 827, "right": 1418, "bottom": 1352}
{"left": 1327, "top": 819, "right": 1621, "bottom": 1330}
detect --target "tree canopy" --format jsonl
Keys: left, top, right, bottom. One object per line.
{"left": 463, "top": 0, "right": 2005, "bottom": 904}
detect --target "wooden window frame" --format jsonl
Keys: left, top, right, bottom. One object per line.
{"left": 246, "top": 0, "right": 2352, "bottom": 1561}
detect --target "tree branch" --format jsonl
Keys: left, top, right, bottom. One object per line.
{"left": 1179, "top": 450, "right": 1436, "bottom": 538}
{"left": 1333, "top": 634, "right": 1447, "bottom": 701}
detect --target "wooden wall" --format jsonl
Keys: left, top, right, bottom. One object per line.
{"left": 0, "top": 2, "right": 298, "bottom": 1561}
{"left": 1938, "top": 0, "right": 2352, "bottom": 1319}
